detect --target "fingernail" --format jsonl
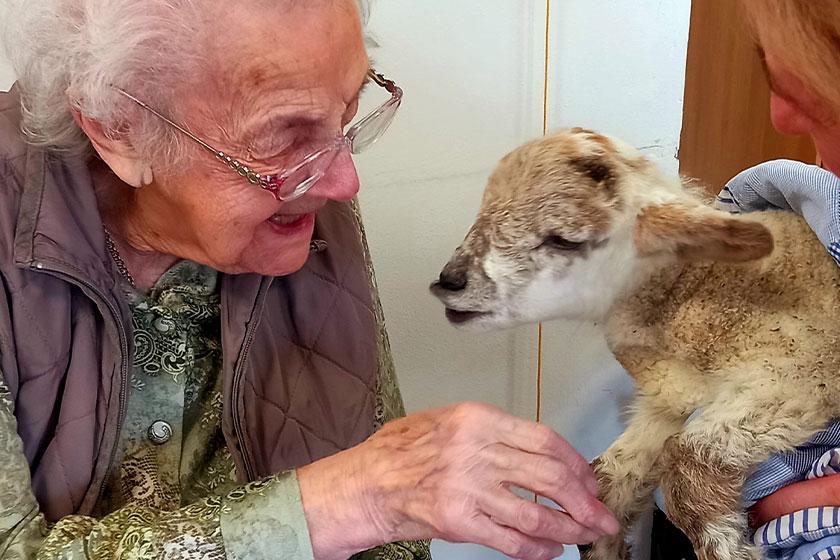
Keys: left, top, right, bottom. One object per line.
{"left": 601, "top": 515, "right": 620, "bottom": 535}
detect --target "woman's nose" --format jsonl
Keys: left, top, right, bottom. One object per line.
{"left": 307, "top": 151, "right": 360, "bottom": 202}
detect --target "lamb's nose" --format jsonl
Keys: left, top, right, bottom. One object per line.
{"left": 438, "top": 262, "right": 468, "bottom": 292}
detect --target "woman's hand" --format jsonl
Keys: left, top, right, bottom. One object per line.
{"left": 298, "top": 401, "right": 618, "bottom": 560}
{"left": 750, "top": 475, "right": 840, "bottom": 528}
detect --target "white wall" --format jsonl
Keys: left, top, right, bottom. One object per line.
{"left": 0, "top": 20, "right": 10, "bottom": 91}
{"left": 548, "top": 1, "right": 691, "bottom": 175}
{"left": 355, "top": 2, "right": 548, "bottom": 427}
{"left": 0, "top": 2, "right": 691, "bottom": 558}
{"left": 0, "top": 60, "right": 12, "bottom": 92}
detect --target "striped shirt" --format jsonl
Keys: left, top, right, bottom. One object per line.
{"left": 743, "top": 423, "right": 840, "bottom": 504}
{"left": 716, "top": 159, "right": 840, "bottom": 266}
{"left": 750, "top": 449, "right": 840, "bottom": 560}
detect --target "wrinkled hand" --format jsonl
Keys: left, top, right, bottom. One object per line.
{"left": 299, "top": 401, "right": 618, "bottom": 560}
{"left": 750, "top": 475, "right": 840, "bottom": 528}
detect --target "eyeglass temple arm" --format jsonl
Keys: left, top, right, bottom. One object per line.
{"left": 118, "top": 69, "right": 397, "bottom": 150}
{"left": 368, "top": 69, "right": 401, "bottom": 97}
{"left": 115, "top": 88, "right": 276, "bottom": 188}
{"left": 114, "top": 88, "right": 225, "bottom": 158}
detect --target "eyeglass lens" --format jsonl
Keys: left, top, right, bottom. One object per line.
{"left": 347, "top": 96, "right": 402, "bottom": 154}
{"left": 270, "top": 80, "right": 402, "bottom": 200}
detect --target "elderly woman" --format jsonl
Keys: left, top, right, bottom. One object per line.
{"left": 0, "top": 1, "right": 618, "bottom": 559}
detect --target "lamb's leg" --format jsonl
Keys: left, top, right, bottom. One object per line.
{"left": 581, "top": 395, "right": 688, "bottom": 560}
{"left": 660, "top": 396, "right": 836, "bottom": 560}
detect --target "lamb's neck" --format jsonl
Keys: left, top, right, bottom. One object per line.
{"left": 601, "top": 258, "right": 687, "bottom": 352}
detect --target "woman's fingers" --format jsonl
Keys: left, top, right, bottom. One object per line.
{"left": 490, "top": 444, "right": 619, "bottom": 536}
{"left": 750, "top": 476, "right": 840, "bottom": 527}
{"left": 495, "top": 412, "right": 598, "bottom": 494}
{"left": 481, "top": 489, "right": 602, "bottom": 545}
{"left": 467, "top": 514, "right": 567, "bottom": 560}
{"left": 338, "top": 401, "right": 619, "bottom": 556}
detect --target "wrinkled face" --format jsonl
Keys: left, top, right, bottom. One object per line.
{"left": 136, "top": 0, "right": 368, "bottom": 275}
{"left": 431, "top": 129, "right": 643, "bottom": 330}
{"left": 430, "top": 128, "right": 774, "bottom": 331}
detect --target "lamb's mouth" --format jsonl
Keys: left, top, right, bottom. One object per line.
{"left": 445, "top": 308, "right": 491, "bottom": 324}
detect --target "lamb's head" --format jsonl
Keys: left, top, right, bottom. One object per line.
{"left": 430, "top": 128, "right": 774, "bottom": 330}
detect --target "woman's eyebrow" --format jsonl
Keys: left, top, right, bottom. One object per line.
{"left": 236, "top": 72, "right": 372, "bottom": 146}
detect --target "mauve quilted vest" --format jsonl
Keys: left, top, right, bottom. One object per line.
{"left": 0, "top": 87, "right": 378, "bottom": 521}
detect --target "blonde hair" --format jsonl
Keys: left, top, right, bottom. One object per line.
{"left": 740, "top": 0, "right": 840, "bottom": 117}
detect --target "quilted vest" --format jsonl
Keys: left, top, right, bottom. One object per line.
{"left": 0, "top": 87, "right": 379, "bottom": 521}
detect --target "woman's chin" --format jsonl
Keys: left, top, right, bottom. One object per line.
{"left": 263, "top": 249, "right": 311, "bottom": 277}
{"left": 209, "top": 218, "right": 317, "bottom": 276}
{"left": 240, "top": 228, "right": 314, "bottom": 276}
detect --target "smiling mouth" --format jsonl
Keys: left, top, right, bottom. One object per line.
{"left": 265, "top": 212, "right": 316, "bottom": 236}
{"left": 268, "top": 213, "right": 308, "bottom": 225}
{"left": 445, "top": 308, "right": 491, "bottom": 324}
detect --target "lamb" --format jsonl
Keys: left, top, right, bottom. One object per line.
{"left": 430, "top": 127, "right": 840, "bottom": 560}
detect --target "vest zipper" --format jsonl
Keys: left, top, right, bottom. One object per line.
{"left": 230, "top": 279, "right": 272, "bottom": 482}
{"left": 31, "top": 261, "right": 130, "bottom": 509}
{"left": 33, "top": 259, "right": 269, "bottom": 491}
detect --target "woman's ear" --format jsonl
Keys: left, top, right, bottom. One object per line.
{"left": 71, "top": 107, "right": 153, "bottom": 188}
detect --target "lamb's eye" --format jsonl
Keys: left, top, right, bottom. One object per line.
{"left": 541, "top": 235, "right": 586, "bottom": 251}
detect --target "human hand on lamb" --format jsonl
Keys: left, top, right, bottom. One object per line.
{"left": 298, "top": 401, "right": 619, "bottom": 560}
{"left": 750, "top": 476, "right": 840, "bottom": 527}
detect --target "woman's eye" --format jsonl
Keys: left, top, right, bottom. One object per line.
{"left": 248, "top": 137, "right": 294, "bottom": 162}
{"left": 540, "top": 235, "right": 586, "bottom": 251}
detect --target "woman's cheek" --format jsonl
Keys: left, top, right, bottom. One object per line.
{"left": 770, "top": 93, "right": 818, "bottom": 136}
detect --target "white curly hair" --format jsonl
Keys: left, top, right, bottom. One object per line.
{"left": 0, "top": 0, "right": 372, "bottom": 164}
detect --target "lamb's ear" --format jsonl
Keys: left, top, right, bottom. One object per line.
{"left": 635, "top": 203, "right": 774, "bottom": 263}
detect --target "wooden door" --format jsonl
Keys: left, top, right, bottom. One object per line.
{"left": 678, "top": 0, "right": 816, "bottom": 193}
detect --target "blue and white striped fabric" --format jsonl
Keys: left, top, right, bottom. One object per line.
{"left": 796, "top": 540, "right": 840, "bottom": 560}
{"left": 744, "top": 422, "right": 840, "bottom": 503}
{"left": 811, "top": 449, "right": 840, "bottom": 480}
{"left": 716, "top": 159, "right": 840, "bottom": 266}
{"left": 716, "top": 159, "right": 840, "bottom": 560}
{"left": 752, "top": 449, "right": 840, "bottom": 560}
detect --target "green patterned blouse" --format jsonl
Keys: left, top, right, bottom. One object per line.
{"left": 0, "top": 260, "right": 430, "bottom": 560}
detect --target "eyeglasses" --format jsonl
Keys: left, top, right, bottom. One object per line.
{"left": 116, "top": 69, "right": 403, "bottom": 201}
